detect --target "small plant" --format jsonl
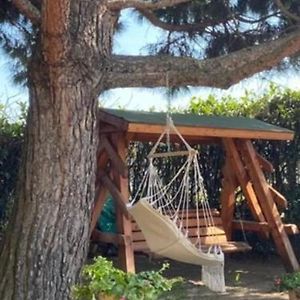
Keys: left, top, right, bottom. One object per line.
{"left": 276, "top": 272, "right": 300, "bottom": 292}
{"left": 72, "top": 256, "right": 182, "bottom": 300}
{"left": 275, "top": 272, "right": 300, "bottom": 300}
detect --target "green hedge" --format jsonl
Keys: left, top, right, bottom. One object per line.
{"left": 0, "top": 104, "right": 25, "bottom": 233}
{"left": 129, "top": 85, "right": 300, "bottom": 224}
{"left": 0, "top": 86, "right": 299, "bottom": 236}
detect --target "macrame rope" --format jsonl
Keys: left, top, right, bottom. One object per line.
{"left": 129, "top": 117, "right": 225, "bottom": 293}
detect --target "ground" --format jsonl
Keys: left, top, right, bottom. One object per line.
{"left": 133, "top": 252, "right": 288, "bottom": 299}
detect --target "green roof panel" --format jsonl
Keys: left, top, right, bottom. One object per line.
{"left": 103, "top": 108, "right": 293, "bottom": 135}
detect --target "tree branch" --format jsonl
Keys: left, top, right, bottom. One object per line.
{"left": 106, "top": 29, "right": 300, "bottom": 89}
{"left": 274, "top": 0, "right": 300, "bottom": 23}
{"left": 136, "top": 8, "right": 228, "bottom": 32}
{"left": 107, "top": 0, "right": 191, "bottom": 11}
{"left": 11, "top": 0, "right": 41, "bottom": 25}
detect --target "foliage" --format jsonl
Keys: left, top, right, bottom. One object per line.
{"left": 142, "top": 0, "right": 300, "bottom": 69}
{"left": 129, "top": 85, "right": 300, "bottom": 224}
{"left": 274, "top": 272, "right": 300, "bottom": 292}
{"left": 0, "top": 103, "right": 25, "bottom": 232}
{"left": 72, "top": 256, "right": 182, "bottom": 300}
{"left": 185, "top": 85, "right": 300, "bottom": 223}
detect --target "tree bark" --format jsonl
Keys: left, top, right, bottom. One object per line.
{"left": 0, "top": 1, "right": 118, "bottom": 299}
{"left": 106, "top": 29, "right": 300, "bottom": 89}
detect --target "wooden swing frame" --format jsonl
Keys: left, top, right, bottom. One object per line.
{"left": 91, "top": 109, "right": 299, "bottom": 273}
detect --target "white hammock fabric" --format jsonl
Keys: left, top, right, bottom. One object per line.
{"left": 128, "top": 117, "right": 225, "bottom": 293}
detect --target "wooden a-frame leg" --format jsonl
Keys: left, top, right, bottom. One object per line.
{"left": 112, "top": 135, "right": 135, "bottom": 273}
{"left": 220, "top": 156, "right": 237, "bottom": 240}
{"left": 239, "top": 140, "right": 299, "bottom": 272}
{"left": 223, "top": 138, "right": 269, "bottom": 239}
{"left": 90, "top": 151, "right": 109, "bottom": 234}
{"left": 90, "top": 186, "right": 108, "bottom": 234}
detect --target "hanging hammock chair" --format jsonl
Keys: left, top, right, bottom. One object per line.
{"left": 127, "top": 117, "right": 226, "bottom": 293}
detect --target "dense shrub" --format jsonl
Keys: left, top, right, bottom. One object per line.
{"left": 188, "top": 86, "right": 300, "bottom": 223}
{"left": 129, "top": 85, "right": 300, "bottom": 224}
{"left": 1, "top": 86, "right": 299, "bottom": 238}
{"left": 0, "top": 104, "right": 25, "bottom": 234}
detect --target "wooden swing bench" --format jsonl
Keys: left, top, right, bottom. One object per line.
{"left": 131, "top": 208, "right": 252, "bottom": 254}
{"left": 95, "top": 108, "right": 300, "bottom": 273}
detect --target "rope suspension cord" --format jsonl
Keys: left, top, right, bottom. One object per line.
{"left": 128, "top": 109, "right": 226, "bottom": 293}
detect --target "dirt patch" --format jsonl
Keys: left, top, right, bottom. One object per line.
{"left": 134, "top": 252, "right": 288, "bottom": 299}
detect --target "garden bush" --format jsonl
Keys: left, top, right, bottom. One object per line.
{"left": 0, "top": 103, "right": 25, "bottom": 234}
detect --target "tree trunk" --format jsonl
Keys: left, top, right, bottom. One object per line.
{"left": 0, "top": 61, "right": 98, "bottom": 300}
{"left": 0, "top": 2, "right": 118, "bottom": 299}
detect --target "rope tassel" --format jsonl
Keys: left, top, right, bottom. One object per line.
{"left": 202, "top": 248, "right": 225, "bottom": 293}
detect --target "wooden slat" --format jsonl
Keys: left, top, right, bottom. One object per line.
{"left": 232, "top": 220, "right": 300, "bottom": 235}
{"left": 202, "top": 241, "right": 252, "bottom": 253}
{"left": 256, "top": 153, "right": 274, "bottom": 173}
{"left": 269, "top": 185, "right": 288, "bottom": 209}
{"left": 127, "top": 132, "right": 220, "bottom": 144}
{"left": 132, "top": 238, "right": 250, "bottom": 253}
{"left": 239, "top": 140, "right": 299, "bottom": 272}
{"left": 131, "top": 216, "right": 223, "bottom": 231}
{"left": 148, "top": 150, "right": 197, "bottom": 159}
{"left": 128, "top": 123, "right": 294, "bottom": 141}
{"left": 132, "top": 226, "right": 226, "bottom": 242}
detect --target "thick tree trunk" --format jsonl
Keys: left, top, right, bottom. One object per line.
{"left": 0, "top": 62, "right": 98, "bottom": 300}
{"left": 0, "top": 2, "right": 118, "bottom": 299}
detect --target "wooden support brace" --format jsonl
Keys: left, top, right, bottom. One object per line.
{"left": 220, "top": 155, "right": 238, "bottom": 240}
{"left": 239, "top": 140, "right": 299, "bottom": 272}
{"left": 90, "top": 186, "right": 108, "bottom": 234}
{"left": 256, "top": 153, "right": 274, "bottom": 173}
{"left": 232, "top": 220, "right": 300, "bottom": 235}
{"left": 223, "top": 139, "right": 268, "bottom": 222}
{"left": 269, "top": 185, "right": 288, "bottom": 209}
{"left": 99, "top": 172, "right": 129, "bottom": 219}
{"left": 101, "top": 135, "right": 128, "bottom": 178}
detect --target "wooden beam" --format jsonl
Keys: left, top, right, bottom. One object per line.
{"left": 128, "top": 123, "right": 294, "bottom": 141}
{"left": 101, "top": 135, "right": 128, "bottom": 178}
{"left": 99, "top": 123, "right": 125, "bottom": 133}
{"left": 99, "top": 172, "right": 129, "bottom": 219}
{"left": 269, "top": 185, "right": 288, "bottom": 209}
{"left": 256, "top": 153, "right": 274, "bottom": 173}
{"left": 127, "top": 132, "right": 220, "bottom": 144}
{"left": 220, "top": 155, "right": 238, "bottom": 240}
{"left": 239, "top": 140, "right": 299, "bottom": 272}
{"left": 90, "top": 186, "right": 108, "bottom": 235}
{"left": 112, "top": 134, "right": 135, "bottom": 273}
{"left": 223, "top": 139, "right": 268, "bottom": 229}
{"left": 148, "top": 149, "right": 196, "bottom": 159}
{"left": 232, "top": 220, "right": 299, "bottom": 235}
{"left": 99, "top": 110, "right": 129, "bottom": 131}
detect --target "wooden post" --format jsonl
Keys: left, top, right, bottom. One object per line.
{"left": 223, "top": 139, "right": 267, "bottom": 220}
{"left": 239, "top": 140, "right": 299, "bottom": 272}
{"left": 220, "top": 155, "right": 237, "bottom": 240}
{"left": 90, "top": 151, "right": 109, "bottom": 234}
{"left": 112, "top": 134, "right": 135, "bottom": 273}
{"left": 90, "top": 186, "right": 108, "bottom": 234}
